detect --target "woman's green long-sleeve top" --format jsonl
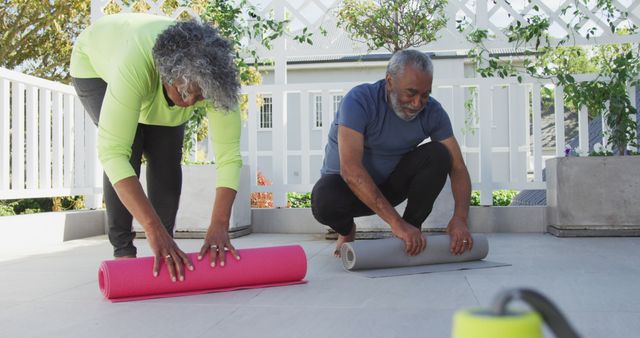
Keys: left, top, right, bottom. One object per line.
{"left": 70, "top": 13, "right": 241, "bottom": 190}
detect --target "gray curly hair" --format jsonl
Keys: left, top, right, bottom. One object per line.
{"left": 153, "top": 20, "right": 239, "bottom": 111}
{"left": 386, "top": 49, "right": 434, "bottom": 79}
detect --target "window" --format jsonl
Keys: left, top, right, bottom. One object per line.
{"left": 313, "top": 94, "right": 323, "bottom": 128}
{"left": 333, "top": 95, "right": 343, "bottom": 118}
{"left": 259, "top": 95, "right": 272, "bottom": 129}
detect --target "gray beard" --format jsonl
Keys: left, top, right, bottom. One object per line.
{"left": 390, "top": 91, "right": 420, "bottom": 122}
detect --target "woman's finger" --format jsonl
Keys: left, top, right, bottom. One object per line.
{"left": 153, "top": 256, "right": 161, "bottom": 277}
{"left": 178, "top": 249, "right": 194, "bottom": 271}
{"left": 174, "top": 253, "right": 185, "bottom": 282}
{"left": 227, "top": 243, "right": 241, "bottom": 261}
{"left": 209, "top": 244, "right": 220, "bottom": 268}
{"left": 165, "top": 254, "right": 177, "bottom": 282}
{"left": 219, "top": 245, "right": 228, "bottom": 267}
{"left": 197, "top": 243, "right": 209, "bottom": 261}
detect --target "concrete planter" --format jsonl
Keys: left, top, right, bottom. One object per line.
{"left": 546, "top": 156, "right": 640, "bottom": 236}
{"left": 248, "top": 178, "right": 546, "bottom": 235}
{"left": 134, "top": 164, "right": 251, "bottom": 237}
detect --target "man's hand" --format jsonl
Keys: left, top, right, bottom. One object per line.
{"left": 392, "top": 220, "right": 427, "bottom": 256}
{"left": 447, "top": 216, "right": 472, "bottom": 255}
{"left": 147, "top": 227, "right": 194, "bottom": 282}
{"left": 198, "top": 226, "right": 240, "bottom": 268}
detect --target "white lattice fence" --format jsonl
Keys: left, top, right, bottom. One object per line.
{"left": 450, "top": 0, "right": 640, "bottom": 48}
{"left": 91, "top": 0, "right": 640, "bottom": 55}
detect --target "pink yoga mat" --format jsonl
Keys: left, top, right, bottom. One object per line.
{"left": 98, "top": 245, "right": 307, "bottom": 302}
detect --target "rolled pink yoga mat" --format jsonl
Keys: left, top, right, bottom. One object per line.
{"left": 98, "top": 245, "right": 307, "bottom": 302}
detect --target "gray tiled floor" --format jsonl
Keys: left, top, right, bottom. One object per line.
{"left": 1, "top": 233, "right": 639, "bottom": 338}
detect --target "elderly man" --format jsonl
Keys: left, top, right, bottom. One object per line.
{"left": 311, "top": 49, "right": 473, "bottom": 257}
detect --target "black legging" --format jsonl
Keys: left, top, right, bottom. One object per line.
{"left": 72, "top": 77, "right": 184, "bottom": 257}
{"left": 311, "top": 141, "right": 451, "bottom": 236}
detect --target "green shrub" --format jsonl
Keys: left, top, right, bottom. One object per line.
{"left": 287, "top": 192, "right": 311, "bottom": 208}
{"left": 53, "top": 196, "right": 84, "bottom": 211}
{"left": 0, "top": 201, "right": 17, "bottom": 216}
{"left": 283, "top": 190, "right": 519, "bottom": 208}
{"left": 284, "top": 190, "right": 519, "bottom": 208}
{"left": 12, "top": 198, "right": 50, "bottom": 214}
{"left": 0, "top": 196, "right": 85, "bottom": 216}
{"left": 493, "top": 190, "right": 519, "bottom": 206}
{"left": 470, "top": 191, "right": 481, "bottom": 206}
{"left": 470, "top": 190, "right": 519, "bottom": 206}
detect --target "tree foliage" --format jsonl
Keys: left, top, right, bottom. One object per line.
{"left": 0, "top": 0, "right": 90, "bottom": 82}
{"left": 466, "top": 0, "right": 639, "bottom": 155}
{"left": 336, "top": 0, "right": 448, "bottom": 53}
{"left": 1, "top": 0, "right": 312, "bottom": 162}
{"left": 189, "top": 0, "right": 312, "bottom": 161}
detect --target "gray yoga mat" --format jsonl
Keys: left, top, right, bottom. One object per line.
{"left": 340, "top": 234, "right": 509, "bottom": 278}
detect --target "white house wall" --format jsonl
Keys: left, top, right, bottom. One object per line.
{"left": 247, "top": 58, "right": 473, "bottom": 187}
{"left": 240, "top": 57, "right": 535, "bottom": 190}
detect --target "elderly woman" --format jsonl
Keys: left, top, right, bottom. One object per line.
{"left": 70, "top": 13, "right": 242, "bottom": 282}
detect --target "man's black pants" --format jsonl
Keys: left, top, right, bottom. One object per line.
{"left": 311, "top": 142, "right": 451, "bottom": 236}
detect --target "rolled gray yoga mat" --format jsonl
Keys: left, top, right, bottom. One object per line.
{"left": 340, "top": 234, "right": 509, "bottom": 278}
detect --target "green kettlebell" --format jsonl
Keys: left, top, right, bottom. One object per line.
{"left": 452, "top": 288, "right": 581, "bottom": 338}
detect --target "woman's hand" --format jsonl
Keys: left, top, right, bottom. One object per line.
{"left": 198, "top": 225, "right": 241, "bottom": 268}
{"left": 111, "top": 177, "right": 194, "bottom": 282}
{"left": 147, "top": 227, "right": 194, "bottom": 282}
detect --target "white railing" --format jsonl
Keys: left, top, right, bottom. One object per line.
{"left": 233, "top": 75, "right": 631, "bottom": 206}
{"left": 0, "top": 68, "right": 102, "bottom": 208}
{"left": 2, "top": 67, "right": 635, "bottom": 207}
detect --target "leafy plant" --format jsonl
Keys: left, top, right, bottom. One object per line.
{"left": 470, "top": 190, "right": 519, "bottom": 206}
{"left": 51, "top": 196, "right": 85, "bottom": 211}
{"left": 0, "top": 196, "right": 84, "bottom": 216}
{"left": 461, "top": 87, "right": 479, "bottom": 135}
{"left": 250, "top": 171, "right": 273, "bottom": 208}
{"left": 336, "top": 0, "right": 448, "bottom": 53}
{"left": 249, "top": 176, "right": 313, "bottom": 209}
{"left": 200, "top": 0, "right": 312, "bottom": 84}
{"left": 470, "top": 191, "right": 479, "bottom": 206}
{"left": 287, "top": 192, "right": 311, "bottom": 208}
{"left": 466, "top": 1, "right": 639, "bottom": 155}
{"left": 492, "top": 190, "right": 519, "bottom": 207}
{"left": 182, "top": 0, "right": 315, "bottom": 162}
{"left": 0, "top": 201, "right": 17, "bottom": 216}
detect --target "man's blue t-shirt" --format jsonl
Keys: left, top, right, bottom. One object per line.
{"left": 320, "top": 79, "right": 453, "bottom": 184}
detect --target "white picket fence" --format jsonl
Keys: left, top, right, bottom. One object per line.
{"left": 237, "top": 75, "right": 629, "bottom": 206}
{"left": 1, "top": 67, "right": 637, "bottom": 207}
{"left": 0, "top": 68, "right": 102, "bottom": 208}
